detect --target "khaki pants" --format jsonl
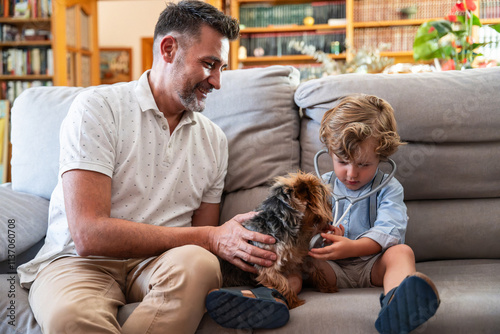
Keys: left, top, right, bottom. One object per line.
{"left": 28, "top": 245, "right": 222, "bottom": 334}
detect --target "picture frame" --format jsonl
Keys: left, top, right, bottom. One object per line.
{"left": 99, "top": 47, "right": 132, "bottom": 84}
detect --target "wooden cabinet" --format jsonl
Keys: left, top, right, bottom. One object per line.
{"left": 230, "top": 0, "right": 500, "bottom": 70}
{"left": 52, "top": 0, "right": 99, "bottom": 87}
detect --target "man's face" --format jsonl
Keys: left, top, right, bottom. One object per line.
{"left": 171, "top": 25, "right": 230, "bottom": 113}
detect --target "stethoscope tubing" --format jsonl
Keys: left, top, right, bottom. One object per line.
{"left": 313, "top": 149, "right": 397, "bottom": 227}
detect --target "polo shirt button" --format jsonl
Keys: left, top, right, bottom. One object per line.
{"left": 162, "top": 125, "right": 167, "bottom": 131}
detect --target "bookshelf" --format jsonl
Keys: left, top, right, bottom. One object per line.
{"left": 0, "top": 15, "right": 54, "bottom": 104}
{"left": 230, "top": 0, "right": 500, "bottom": 70}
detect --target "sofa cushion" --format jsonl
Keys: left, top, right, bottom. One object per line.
{"left": 0, "top": 184, "right": 49, "bottom": 264}
{"left": 204, "top": 65, "right": 301, "bottom": 193}
{"left": 406, "top": 198, "right": 500, "bottom": 261}
{"left": 10, "top": 86, "right": 86, "bottom": 200}
{"left": 295, "top": 67, "right": 500, "bottom": 143}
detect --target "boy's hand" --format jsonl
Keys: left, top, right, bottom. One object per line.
{"left": 308, "top": 233, "right": 355, "bottom": 261}
{"left": 327, "top": 224, "right": 345, "bottom": 236}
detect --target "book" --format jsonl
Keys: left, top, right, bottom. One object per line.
{"left": 0, "top": 99, "right": 10, "bottom": 183}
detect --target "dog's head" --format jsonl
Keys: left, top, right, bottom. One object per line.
{"left": 269, "top": 171, "right": 333, "bottom": 238}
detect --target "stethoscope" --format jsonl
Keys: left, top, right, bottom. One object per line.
{"left": 309, "top": 149, "right": 397, "bottom": 249}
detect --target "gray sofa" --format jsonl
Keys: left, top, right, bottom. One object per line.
{"left": 1, "top": 65, "right": 499, "bottom": 333}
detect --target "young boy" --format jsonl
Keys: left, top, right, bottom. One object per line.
{"left": 309, "top": 94, "right": 440, "bottom": 333}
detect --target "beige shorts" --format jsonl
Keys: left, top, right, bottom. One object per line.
{"left": 327, "top": 253, "right": 382, "bottom": 289}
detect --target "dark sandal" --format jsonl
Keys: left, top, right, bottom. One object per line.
{"left": 205, "top": 286, "right": 290, "bottom": 329}
{"left": 375, "top": 272, "right": 440, "bottom": 334}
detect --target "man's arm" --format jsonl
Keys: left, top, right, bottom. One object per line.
{"left": 63, "top": 169, "right": 276, "bottom": 271}
{"left": 192, "top": 202, "right": 220, "bottom": 227}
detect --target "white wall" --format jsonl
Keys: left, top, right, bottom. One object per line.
{"left": 98, "top": 0, "right": 168, "bottom": 80}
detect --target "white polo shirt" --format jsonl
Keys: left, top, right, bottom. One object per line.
{"left": 18, "top": 71, "right": 228, "bottom": 287}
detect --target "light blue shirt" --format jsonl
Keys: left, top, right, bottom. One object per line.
{"left": 322, "top": 171, "right": 408, "bottom": 252}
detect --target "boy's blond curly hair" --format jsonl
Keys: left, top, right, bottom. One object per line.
{"left": 319, "top": 94, "right": 404, "bottom": 162}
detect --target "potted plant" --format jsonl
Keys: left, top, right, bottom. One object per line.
{"left": 413, "top": 0, "right": 500, "bottom": 70}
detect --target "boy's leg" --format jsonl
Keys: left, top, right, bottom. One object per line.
{"left": 371, "top": 245, "right": 440, "bottom": 334}
{"left": 122, "top": 245, "right": 221, "bottom": 334}
{"left": 371, "top": 244, "right": 416, "bottom": 293}
{"left": 304, "top": 258, "right": 338, "bottom": 289}
{"left": 29, "top": 257, "right": 127, "bottom": 334}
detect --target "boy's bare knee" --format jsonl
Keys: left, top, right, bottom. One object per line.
{"left": 386, "top": 244, "right": 415, "bottom": 261}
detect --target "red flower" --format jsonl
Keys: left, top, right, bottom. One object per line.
{"left": 441, "top": 59, "right": 456, "bottom": 71}
{"left": 466, "top": 0, "right": 477, "bottom": 11}
{"left": 455, "top": 0, "right": 477, "bottom": 11}
{"left": 446, "top": 14, "right": 457, "bottom": 22}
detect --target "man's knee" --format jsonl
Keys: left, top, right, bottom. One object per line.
{"left": 159, "top": 245, "right": 222, "bottom": 288}
{"left": 37, "top": 297, "right": 120, "bottom": 334}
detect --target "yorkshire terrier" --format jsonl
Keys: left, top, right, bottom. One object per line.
{"left": 220, "top": 171, "right": 337, "bottom": 309}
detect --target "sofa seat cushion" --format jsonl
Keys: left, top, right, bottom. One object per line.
{"left": 194, "top": 259, "right": 500, "bottom": 333}
{"left": 0, "top": 184, "right": 49, "bottom": 267}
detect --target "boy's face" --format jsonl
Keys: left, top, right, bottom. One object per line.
{"left": 332, "top": 137, "right": 380, "bottom": 191}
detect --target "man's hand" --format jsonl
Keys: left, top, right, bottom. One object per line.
{"left": 210, "top": 212, "right": 277, "bottom": 273}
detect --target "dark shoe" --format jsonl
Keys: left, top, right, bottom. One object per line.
{"left": 205, "top": 286, "right": 289, "bottom": 329}
{"left": 375, "top": 272, "right": 440, "bottom": 334}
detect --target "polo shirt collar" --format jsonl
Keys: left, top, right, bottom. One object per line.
{"left": 135, "top": 70, "right": 196, "bottom": 127}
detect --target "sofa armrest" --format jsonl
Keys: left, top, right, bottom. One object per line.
{"left": 0, "top": 183, "right": 49, "bottom": 273}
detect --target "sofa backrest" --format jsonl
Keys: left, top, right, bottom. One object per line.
{"left": 295, "top": 67, "right": 500, "bottom": 262}
{"left": 11, "top": 86, "right": 87, "bottom": 199}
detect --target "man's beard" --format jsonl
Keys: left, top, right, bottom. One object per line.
{"left": 177, "top": 82, "right": 205, "bottom": 113}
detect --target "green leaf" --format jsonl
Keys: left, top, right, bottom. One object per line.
{"left": 472, "top": 42, "right": 490, "bottom": 49}
{"left": 471, "top": 14, "right": 482, "bottom": 27}
{"left": 489, "top": 24, "right": 500, "bottom": 33}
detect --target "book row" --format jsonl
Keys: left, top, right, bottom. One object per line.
{"left": 239, "top": 31, "right": 346, "bottom": 57}
{"left": 1, "top": 0, "right": 52, "bottom": 18}
{"left": 239, "top": 1, "right": 346, "bottom": 28}
{"left": 353, "top": 0, "right": 457, "bottom": 22}
{"left": 353, "top": 26, "right": 419, "bottom": 52}
{"left": 1, "top": 47, "right": 53, "bottom": 76}
{"left": 480, "top": 0, "right": 500, "bottom": 19}
{"left": 0, "top": 23, "right": 51, "bottom": 42}
{"left": 0, "top": 79, "right": 52, "bottom": 104}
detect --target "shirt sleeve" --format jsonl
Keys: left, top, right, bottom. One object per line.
{"left": 59, "top": 90, "right": 117, "bottom": 178}
{"left": 356, "top": 177, "right": 408, "bottom": 252}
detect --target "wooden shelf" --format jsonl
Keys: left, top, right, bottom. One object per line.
{"left": 0, "top": 40, "right": 52, "bottom": 47}
{"left": 481, "top": 18, "right": 500, "bottom": 25}
{"left": 242, "top": 23, "right": 347, "bottom": 33}
{"left": 0, "top": 17, "right": 51, "bottom": 24}
{"left": 353, "top": 18, "right": 444, "bottom": 28}
{"left": 0, "top": 75, "right": 53, "bottom": 81}
{"left": 240, "top": 53, "right": 346, "bottom": 62}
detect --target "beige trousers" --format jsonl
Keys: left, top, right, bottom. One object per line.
{"left": 28, "top": 245, "right": 222, "bottom": 334}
